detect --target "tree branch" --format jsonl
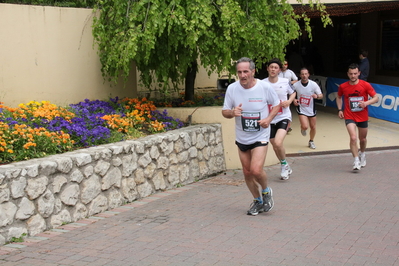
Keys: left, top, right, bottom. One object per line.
{"left": 142, "top": 2, "right": 151, "bottom": 32}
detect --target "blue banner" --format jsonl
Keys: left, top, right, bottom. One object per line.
{"left": 325, "top": 77, "right": 399, "bottom": 123}
{"left": 325, "top": 77, "right": 347, "bottom": 108}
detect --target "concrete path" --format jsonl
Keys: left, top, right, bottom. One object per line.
{"left": 285, "top": 106, "right": 399, "bottom": 156}
{"left": 1, "top": 148, "right": 399, "bottom": 265}
{"left": 1, "top": 108, "right": 399, "bottom": 266}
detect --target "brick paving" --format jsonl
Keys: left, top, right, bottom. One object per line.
{"left": 1, "top": 149, "right": 399, "bottom": 265}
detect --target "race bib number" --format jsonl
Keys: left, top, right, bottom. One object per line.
{"left": 299, "top": 95, "right": 311, "bottom": 107}
{"left": 349, "top": 96, "right": 364, "bottom": 112}
{"left": 268, "top": 103, "right": 283, "bottom": 115}
{"left": 241, "top": 112, "right": 261, "bottom": 132}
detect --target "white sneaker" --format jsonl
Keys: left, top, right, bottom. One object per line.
{"left": 359, "top": 152, "right": 366, "bottom": 167}
{"left": 353, "top": 158, "right": 361, "bottom": 171}
{"left": 301, "top": 130, "right": 307, "bottom": 136}
{"left": 280, "top": 164, "right": 292, "bottom": 180}
{"left": 308, "top": 141, "right": 316, "bottom": 149}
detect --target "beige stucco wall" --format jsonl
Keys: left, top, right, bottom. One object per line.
{"left": 137, "top": 65, "right": 231, "bottom": 99}
{"left": 0, "top": 3, "right": 225, "bottom": 107}
{"left": 195, "top": 66, "right": 222, "bottom": 89}
{"left": 0, "top": 4, "right": 137, "bottom": 107}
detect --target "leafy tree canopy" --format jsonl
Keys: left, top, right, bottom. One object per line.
{"left": 95, "top": 1, "right": 329, "bottom": 100}
{"left": 0, "top": 0, "right": 95, "bottom": 7}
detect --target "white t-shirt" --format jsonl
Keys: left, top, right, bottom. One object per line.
{"left": 292, "top": 80, "right": 322, "bottom": 117}
{"left": 222, "top": 79, "right": 280, "bottom": 145}
{"left": 278, "top": 69, "right": 298, "bottom": 82}
{"left": 262, "top": 77, "right": 295, "bottom": 124}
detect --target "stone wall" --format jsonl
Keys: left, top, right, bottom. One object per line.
{"left": 0, "top": 124, "right": 225, "bottom": 244}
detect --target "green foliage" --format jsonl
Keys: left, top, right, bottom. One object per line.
{"left": 92, "top": 0, "right": 331, "bottom": 94}
{"left": 8, "top": 233, "right": 27, "bottom": 243}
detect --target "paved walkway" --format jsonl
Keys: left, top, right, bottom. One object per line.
{"left": 285, "top": 106, "right": 399, "bottom": 156}
{"left": 1, "top": 108, "right": 399, "bottom": 266}
{"left": 1, "top": 148, "right": 399, "bottom": 265}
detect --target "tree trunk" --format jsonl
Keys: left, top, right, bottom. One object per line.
{"left": 184, "top": 61, "right": 197, "bottom": 101}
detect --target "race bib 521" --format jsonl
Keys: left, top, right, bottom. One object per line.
{"left": 241, "top": 112, "right": 261, "bottom": 132}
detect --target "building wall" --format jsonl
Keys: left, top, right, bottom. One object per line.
{"left": 0, "top": 4, "right": 139, "bottom": 107}
{"left": 360, "top": 12, "right": 399, "bottom": 86}
{"left": 0, "top": 4, "right": 225, "bottom": 108}
{"left": 2, "top": 3, "right": 396, "bottom": 109}
{"left": 304, "top": 10, "right": 399, "bottom": 87}
{"left": 136, "top": 65, "right": 226, "bottom": 100}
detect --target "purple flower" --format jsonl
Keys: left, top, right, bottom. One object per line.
{"left": 151, "top": 110, "right": 184, "bottom": 131}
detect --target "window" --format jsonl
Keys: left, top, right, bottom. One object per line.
{"left": 380, "top": 19, "right": 399, "bottom": 73}
{"left": 334, "top": 19, "right": 359, "bottom": 73}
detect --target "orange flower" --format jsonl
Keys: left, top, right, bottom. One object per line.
{"left": 23, "top": 142, "right": 37, "bottom": 149}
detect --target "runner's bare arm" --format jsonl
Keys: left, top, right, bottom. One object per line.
{"left": 259, "top": 104, "right": 280, "bottom": 128}
{"left": 336, "top": 95, "right": 344, "bottom": 119}
{"left": 359, "top": 94, "right": 378, "bottom": 108}
{"left": 281, "top": 92, "right": 296, "bottom": 108}
{"left": 222, "top": 103, "right": 243, "bottom": 118}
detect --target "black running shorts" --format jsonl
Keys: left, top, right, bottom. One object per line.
{"left": 345, "top": 119, "right": 368, "bottom": 128}
{"left": 235, "top": 141, "right": 268, "bottom": 152}
{"left": 270, "top": 119, "right": 290, "bottom": 139}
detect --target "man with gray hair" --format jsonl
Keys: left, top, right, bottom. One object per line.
{"left": 222, "top": 57, "right": 280, "bottom": 216}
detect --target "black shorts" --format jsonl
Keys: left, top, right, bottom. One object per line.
{"left": 345, "top": 119, "right": 368, "bottom": 128}
{"left": 270, "top": 119, "right": 290, "bottom": 139}
{"left": 235, "top": 141, "right": 268, "bottom": 152}
{"left": 297, "top": 113, "right": 316, "bottom": 118}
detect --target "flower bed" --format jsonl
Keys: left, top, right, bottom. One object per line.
{"left": 0, "top": 97, "right": 184, "bottom": 164}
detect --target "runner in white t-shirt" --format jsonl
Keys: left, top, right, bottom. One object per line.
{"left": 278, "top": 61, "right": 298, "bottom": 85}
{"left": 278, "top": 60, "right": 298, "bottom": 133}
{"left": 263, "top": 58, "right": 296, "bottom": 181}
{"left": 222, "top": 57, "right": 280, "bottom": 216}
{"left": 292, "top": 68, "right": 323, "bottom": 149}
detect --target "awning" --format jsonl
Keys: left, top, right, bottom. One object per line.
{"left": 293, "top": 1, "right": 399, "bottom": 17}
